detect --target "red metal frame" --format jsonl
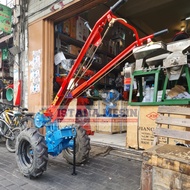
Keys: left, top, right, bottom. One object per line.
{"left": 44, "top": 8, "right": 156, "bottom": 122}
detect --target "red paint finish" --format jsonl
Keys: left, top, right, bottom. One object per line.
{"left": 44, "top": 4, "right": 166, "bottom": 136}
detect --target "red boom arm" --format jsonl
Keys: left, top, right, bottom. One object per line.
{"left": 44, "top": 1, "right": 168, "bottom": 122}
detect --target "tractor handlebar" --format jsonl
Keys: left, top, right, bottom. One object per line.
{"left": 154, "top": 29, "right": 169, "bottom": 37}
{"left": 110, "top": 0, "right": 128, "bottom": 12}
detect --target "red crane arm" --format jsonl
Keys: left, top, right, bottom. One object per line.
{"left": 44, "top": 0, "right": 168, "bottom": 121}
{"left": 44, "top": 9, "right": 115, "bottom": 118}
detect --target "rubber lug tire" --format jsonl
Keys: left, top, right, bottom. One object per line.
{"left": 6, "top": 127, "right": 21, "bottom": 153}
{"left": 62, "top": 124, "right": 91, "bottom": 165}
{"left": 15, "top": 128, "right": 48, "bottom": 178}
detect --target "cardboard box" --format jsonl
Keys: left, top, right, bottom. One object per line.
{"left": 167, "top": 85, "right": 186, "bottom": 98}
{"left": 63, "top": 19, "right": 71, "bottom": 36}
{"left": 126, "top": 106, "right": 139, "bottom": 149}
{"left": 70, "top": 17, "right": 77, "bottom": 38}
{"left": 76, "top": 16, "right": 90, "bottom": 42}
{"left": 68, "top": 45, "right": 81, "bottom": 56}
{"left": 138, "top": 106, "right": 160, "bottom": 149}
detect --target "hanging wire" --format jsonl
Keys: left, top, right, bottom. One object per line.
{"left": 63, "top": 45, "right": 95, "bottom": 99}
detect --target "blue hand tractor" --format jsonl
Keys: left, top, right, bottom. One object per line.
{"left": 15, "top": 0, "right": 168, "bottom": 178}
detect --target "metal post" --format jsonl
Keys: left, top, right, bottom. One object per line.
{"left": 184, "top": 65, "right": 190, "bottom": 93}
{"left": 129, "top": 75, "right": 134, "bottom": 103}
{"left": 161, "top": 75, "right": 168, "bottom": 101}
{"left": 153, "top": 70, "right": 160, "bottom": 102}
{"left": 72, "top": 137, "right": 77, "bottom": 175}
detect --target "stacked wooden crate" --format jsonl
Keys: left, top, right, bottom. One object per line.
{"left": 90, "top": 100, "right": 127, "bottom": 134}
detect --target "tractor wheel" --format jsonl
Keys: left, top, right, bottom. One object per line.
{"left": 62, "top": 124, "right": 91, "bottom": 165}
{"left": 6, "top": 127, "right": 21, "bottom": 153}
{"left": 15, "top": 128, "right": 48, "bottom": 178}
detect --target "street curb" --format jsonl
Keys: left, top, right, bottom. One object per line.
{"left": 91, "top": 141, "right": 143, "bottom": 161}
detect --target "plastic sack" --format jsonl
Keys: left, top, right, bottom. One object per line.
{"left": 61, "top": 59, "right": 74, "bottom": 71}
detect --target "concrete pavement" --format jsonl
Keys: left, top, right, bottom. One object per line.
{"left": 0, "top": 141, "right": 142, "bottom": 190}
{"left": 90, "top": 133, "right": 127, "bottom": 148}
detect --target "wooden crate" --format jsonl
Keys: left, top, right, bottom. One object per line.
{"left": 141, "top": 144, "right": 190, "bottom": 190}
{"left": 141, "top": 106, "right": 190, "bottom": 189}
{"left": 154, "top": 106, "right": 190, "bottom": 145}
{"left": 92, "top": 100, "right": 106, "bottom": 116}
{"left": 92, "top": 100, "right": 128, "bottom": 117}
{"left": 116, "top": 100, "right": 128, "bottom": 116}
{"left": 126, "top": 106, "right": 188, "bottom": 150}
{"left": 96, "top": 117, "right": 126, "bottom": 134}
{"left": 116, "top": 100, "right": 128, "bottom": 110}
{"left": 59, "top": 99, "right": 77, "bottom": 128}
{"left": 89, "top": 117, "right": 97, "bottom": 132}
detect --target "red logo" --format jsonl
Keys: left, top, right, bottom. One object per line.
{"left": 146, "top": 112, "right": 158, "bottom": 120}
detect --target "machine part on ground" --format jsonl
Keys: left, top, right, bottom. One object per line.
{"left": 6, "top": 127, "right": 21, "bottom": 153}
{"left": 62, "top": 124, "right": 90, "bottom": 165}
{"left": 15, "top": 127, "right": 48, "bottom": 178}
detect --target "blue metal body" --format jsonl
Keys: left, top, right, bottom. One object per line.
{"left": 34, "top": 112, "right": 76, "bottom": 156}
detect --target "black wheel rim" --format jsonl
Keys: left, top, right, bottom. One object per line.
{"left": 65, "top": 139, "right": 79, "bottom": 155}
{"left": 20, "top": 140, "right": 34, "bottom": 167}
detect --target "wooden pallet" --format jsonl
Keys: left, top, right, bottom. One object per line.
{"left": 141, "top": 106, "right": 190, "bottom": 190}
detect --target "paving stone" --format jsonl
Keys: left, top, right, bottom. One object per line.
{"left": 1, "top": 174, "right": 28, "bottom": 187}
{"left": 0, "top": 143, "right": 142, "bottom": 190}
{"left": 0, "top": 179, "right": 14, "bottom": 188}
{"left": 6, "top": 184, "right": 21, "bottom": 190}
{"left": 0, "top": 186, "right": 8, "bottom": 190}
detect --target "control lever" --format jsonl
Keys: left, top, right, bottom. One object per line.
{"left": 153, "top": 29, "right": 169, "bottom": 37}
{"left": 84, "top": 21, "right": 92, "bottom": 32}
{"left": 110, "top": 0, "right": 128, "bottom": 12}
